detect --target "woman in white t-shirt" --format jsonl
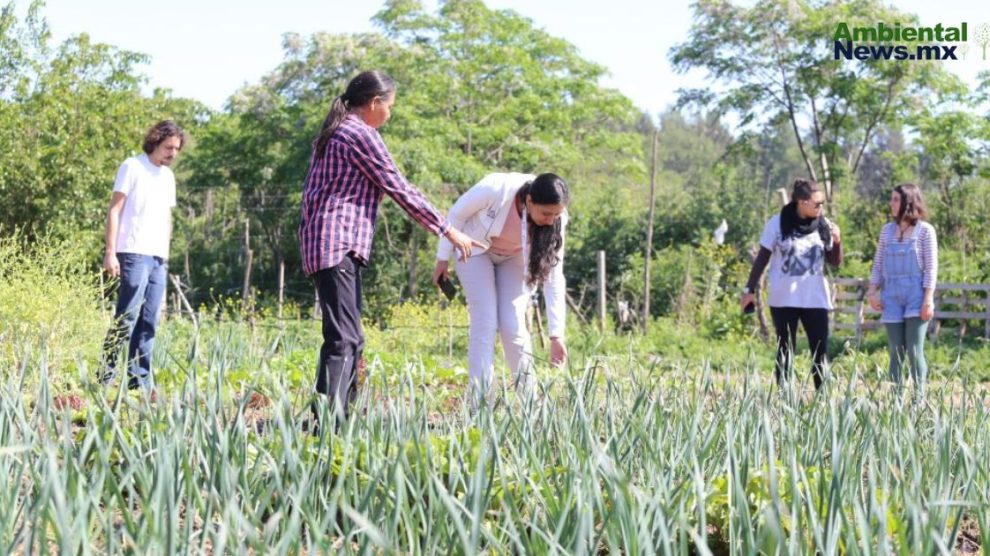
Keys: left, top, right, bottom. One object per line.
{"left": 432, "top": 173, "right": 569, "bottom": 399}
{"left": 740, "top": 179, "right": 843, "bottom": 391}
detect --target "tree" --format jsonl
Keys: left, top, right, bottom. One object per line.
{"left": 911, "top": 107, "right": 990, "bottom": 240}
{"left": 0, "top": 1, "right": 206, "bottom": 252}
{"left": 183, "top": 0, "right": 646, "bottom": 316}
{"left": 852, "top": 126, "right": 910, "bottom": 200}
{"left": 669, "top": 0, "right": 966, "bottom": 212}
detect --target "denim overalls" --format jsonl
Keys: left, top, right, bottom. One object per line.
{"left": 881, "top": 225, "right": 924, "bottom": 323}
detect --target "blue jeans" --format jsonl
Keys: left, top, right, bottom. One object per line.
{"left": 101, "top": 253, "right": 167, "bottom": 389}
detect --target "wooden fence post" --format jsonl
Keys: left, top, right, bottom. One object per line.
{"left": 277, "top": 259, "right": 285, "bottom": 320}
{"left": 643, "top": 130, "right": 658, "bottom": 333}
{"left": 164, "top": 290, "right": 172, "bottom": 320}
{"left": 598, "top": 250, "right": 607, "bottom": 332}
{"left": 984, "top": 286, "right": 990, "bottom": 339}
{"left": 776, "top": 187, "right": 790, "bottom": 206}
{"left": 960, "top": 289, "right": 969, "bottom": 339}
{"left": 241, "top": 218, "right": 253, "bottom": 311}
{"left": 168, "top": 273, "right": 199, "bottom": 329}
{"left": 984, "top": 287, "right": 990, "bottom": 339}
{"left": 853, "top": 279, "right": 866, "bottom": 345}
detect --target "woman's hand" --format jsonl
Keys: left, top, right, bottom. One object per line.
{"left": 920, "top": 297, "right": 935, "bottom": 321}
{"left": 867, "top": 290, "right": 882, "bottom": 312}
{"left": 829, "top": 222, "right": 841, "bottom": 244}
{"left": 740, "top": 292, "right": 755, "bottom": 312}
{"left": 549, "top": 337, "right": 567, "bottom": 367}
{"left": 432, "top": 260, "right": 449, "bottom": 287}
{"left": 444, "top": 227, "right": 483, "bottom": 262}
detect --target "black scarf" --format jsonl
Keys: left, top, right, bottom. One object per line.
{"left": 779, "top": 202, "right": 831, "bottom": 246}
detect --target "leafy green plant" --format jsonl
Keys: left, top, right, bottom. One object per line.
{"left": 3, "top": 309, "right": 988, "bottom": 553}
{"left": 0, "top": 233, "right": 108, "bottom": 381}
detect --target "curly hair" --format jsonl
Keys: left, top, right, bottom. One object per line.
{"left": 142, "top": 120, "right": 186, "bottom": 154}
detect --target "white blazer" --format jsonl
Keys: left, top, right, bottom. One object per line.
{"left": 436, "top": 172, "right": 568, "bottom": 338}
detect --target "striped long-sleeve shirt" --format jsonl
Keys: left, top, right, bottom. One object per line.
{"left": 869, "top": 221, "right": 938, "bottom": 290}
{"left": 299, "top": 114, "right": 450, "bottom": 276}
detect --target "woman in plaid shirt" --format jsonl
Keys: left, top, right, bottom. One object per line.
{"left": 300, "top": 70, "right": 479, "bottom": 425}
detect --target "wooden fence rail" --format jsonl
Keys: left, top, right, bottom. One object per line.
{"left": 830, "top": 278, "right": 990, "bottom": 343}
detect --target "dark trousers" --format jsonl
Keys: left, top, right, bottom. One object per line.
{"left": 769, "top": 307, "right": 829, "bottom": 390}
{"left": 312, "top": 254, "right": 365, "bottom": 420}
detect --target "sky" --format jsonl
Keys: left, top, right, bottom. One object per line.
{"left": 27, "top": 0, "right": 990, "bottom": 117}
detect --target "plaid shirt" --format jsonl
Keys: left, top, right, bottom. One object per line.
{"left": 299, "top": 114, "right": 450, "bottom": 276}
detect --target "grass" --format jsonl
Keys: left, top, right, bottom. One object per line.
{"left": 1, "top": 312, "right": 988, "bottom": 554}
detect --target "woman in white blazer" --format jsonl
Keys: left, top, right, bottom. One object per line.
{"left": 432, "top": 172, "right": 569, "bottom": 397}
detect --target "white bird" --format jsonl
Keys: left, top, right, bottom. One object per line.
{"left": 713, "top": 219, "right": 728, "bottom": 245}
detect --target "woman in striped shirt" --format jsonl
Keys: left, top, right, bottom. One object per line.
{"left": 299, "top": 70, "right": 479, "bottom": 425}
{"left": 866, "top": 183, "right": 938, "bottom": 395}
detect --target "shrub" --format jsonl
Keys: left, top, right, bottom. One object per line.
{"left": 0, "top": 233, "right": 109, "bottom": 380}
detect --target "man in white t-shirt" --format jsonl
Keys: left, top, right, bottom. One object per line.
{"left": 100, "top": 120, "right": 185, "bottom": 395}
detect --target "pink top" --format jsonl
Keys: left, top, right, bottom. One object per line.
{"left": 488, "top": 202, "right": 523, "bottom": 256}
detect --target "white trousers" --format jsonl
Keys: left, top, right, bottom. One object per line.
{"left": 456, "top": 251, "right": 534, "bottom": 393}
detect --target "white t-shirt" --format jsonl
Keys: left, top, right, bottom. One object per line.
{"left": 759, "top": 214, "right": 833, "bottom": 309}
{"left": 112, "top": 154, "right": 176, "bottom": 259}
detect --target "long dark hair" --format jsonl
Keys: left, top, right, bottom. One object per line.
{"left": 517, "top": 173, "right": 569, "bottom": 287}
{"left": 312, "top": 70, "right": 395, "bottom": 158}
{"left": 893, "top": 183, "right": 928, "bottom": 225}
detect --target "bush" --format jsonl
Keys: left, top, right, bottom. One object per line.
{"left": 0, "top": 233, "right": 109, "bottom": 380}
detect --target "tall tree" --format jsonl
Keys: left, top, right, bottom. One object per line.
{"left": 184, "top": 0, "right": 646, "bottom": 315}
{"left": 669, "top": 0, "right": 966, "bottom": 210}
{"left": 0, "top": 1, "right": 205, "bottom": 250}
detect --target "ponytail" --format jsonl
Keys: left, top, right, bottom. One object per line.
{"left": 311, "top": 70, "right": 396, "bottom": 159}
{"left": 312, "top": 95, "right": 349, "bottom": 158}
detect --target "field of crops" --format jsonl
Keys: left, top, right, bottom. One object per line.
{"left": 1, "top": 307, "right": 987, "bottom": 554}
